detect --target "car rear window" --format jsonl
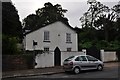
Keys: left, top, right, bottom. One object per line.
{"left": 64, "top": 56, "right": 75, "bottom": 61}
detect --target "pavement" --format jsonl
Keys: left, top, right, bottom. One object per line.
{"left": 2, "top": 66, "right": 64, "bottom": 79}
{"left": 2, "top": 62, "right": 119, "bottom": 79}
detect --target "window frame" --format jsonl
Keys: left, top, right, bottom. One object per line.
{"left": 80, "top": 56, "right": 87, "bottom": 61}
{"left": 44, "top": 31, "right": 50, "bottom": 42}
{"left": 67, "top": 47, "right": 72, "bottom": 52}
{"left": 66, "top": 33, "right": 72, "bottom": 43}
{"left": 65, "top": 56, "right": 75, "bottom": 61}
{"left": 86, "top": 56, "right": 98, "bottom": 61}
{"left": 75, "top": 56, "right": 82, "bottom": 61}
{"left": 44, "top": 47, "right": 49, "bottom": 52}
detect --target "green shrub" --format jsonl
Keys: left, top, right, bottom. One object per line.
{"left": 79, "top": 41, "right": 93, "bottom": 49}
{"left": 96, "top": 40, "right": 109, "bottom": 49}
{"left": 2, "top": 35, "right": 21, "bottom": 55}
{"left": 109, "top": 41, "right": 120, "bottom": 50}
{"left": 79, "top": 40, "right": 120, "bottom": 51}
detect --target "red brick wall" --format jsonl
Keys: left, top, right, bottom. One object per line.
{"left": 2, "top": 55, "right": 35, "bottom": 71}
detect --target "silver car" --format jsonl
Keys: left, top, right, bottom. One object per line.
{"left": 63, "top": 55, "right": 104, "bottom": 74}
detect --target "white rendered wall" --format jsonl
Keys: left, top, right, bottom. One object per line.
{"left": 25, "top": 21, "right": 78, "bottom": 52}
{"left": 35, "top": 52, "right": 54, "bottom": 68}
{"left": 35, "top": 51, "right": 85, "bottom": 68}
{"left": 100, "top": 50, "right": 117, "bottom": 62}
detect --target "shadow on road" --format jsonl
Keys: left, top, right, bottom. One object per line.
{"left": 64, "top": 69, "right": 102, "bottom": 75}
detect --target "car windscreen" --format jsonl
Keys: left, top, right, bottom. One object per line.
{"left": 64, "top": 56, "right": 75, "bottom": 61}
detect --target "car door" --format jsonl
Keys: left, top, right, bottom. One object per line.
{"left": 79, "top": 56, "right": 89, "bottom": 70}
{"left": 86, "top": 55, "right": 99, "bottom": 69}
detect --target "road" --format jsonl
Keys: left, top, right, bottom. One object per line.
{"left": 2, "top": 62, "right": 119, "bottom": 80}
{"left": 20, "top": 66, "right": 119, "bottom": 78}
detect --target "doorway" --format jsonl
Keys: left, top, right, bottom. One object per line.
{"left": 54, "top": 47, "right": 61, "bottom": 66}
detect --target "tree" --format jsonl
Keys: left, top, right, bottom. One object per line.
{"left": 36, "top": 2, "right": 67, "bottom": 23}
{"left": 94, "top": 13, "right": 116, "bottom": 41}
{"left": 2, "top": 35, "right": 20, "bottom": 55}
{"left": 23, "top": 14, "right": 39, "bottom": 32}
{"left": 80, "top": 0, "right": 110, "bottom": 28}
{"left": 23, "top": 2, "right": 68, "bottom": 32}
{"left": 80, "top": 0, "right": 117, "bottom": 41}
{"left": 112, "top": 1, "right": 120, "bottom": 41}
{"left": 2, "top": 2, "right": 23, "bottom": 39}
{"left": 94, "top": 1, "right": 120, "bottom": 41}
{"left": 2, "top": 2, "right": 23, "bottom": 54}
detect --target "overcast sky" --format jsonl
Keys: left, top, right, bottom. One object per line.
{"left": 11, "top": 0, "right": 119, "bottom": 28}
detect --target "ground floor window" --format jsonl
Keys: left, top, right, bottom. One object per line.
{"left": 44, "top": 47, "right": 49, "bottom": 52}
{"left": 67, "top": 48, "right": 72, "bottom": 51}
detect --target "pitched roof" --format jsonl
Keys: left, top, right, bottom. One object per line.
{"left": 25, "top": 20, "right": 76, "bottom": 35}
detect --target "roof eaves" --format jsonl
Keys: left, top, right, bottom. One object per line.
{"left": 25, "top": 21, "right": 77, "bottom": 35}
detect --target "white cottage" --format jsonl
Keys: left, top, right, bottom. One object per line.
{"left": 24, "top": 21, "right": 78, "bottom": 68}
{"left": 25, "top": 21, "right": 78, "bottom": 52}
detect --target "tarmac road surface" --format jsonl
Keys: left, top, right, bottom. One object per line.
{"left": 2, "top": 62, "right": 119, "bottom": 80}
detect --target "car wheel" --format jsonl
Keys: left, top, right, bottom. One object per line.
{"left": 73, "top": 67, "right": 80, "bottom": 74}
{"left": 97, "top": 65, "right": 103, "bottom": 71}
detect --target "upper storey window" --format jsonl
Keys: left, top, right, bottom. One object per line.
{"left": 66, "top": 33, "right": 71, "bottom": 43}
{"left": 44, "top": 31, "right": 50, "bottom": 42}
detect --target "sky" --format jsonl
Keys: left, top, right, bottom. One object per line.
{"left": 10, "top": 0, "right": 120, "bottom": 28}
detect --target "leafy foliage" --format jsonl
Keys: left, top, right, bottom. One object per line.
{"left": 80, "top": 0, "right": 110, "bottom": 28}
{"left": 78, "top": 1, "right": 120, "bottom": 51}
{"left": 2, "top": 35, "right": 21, "bottom": 55}
{"left": 80, "top": 0, "right": 117, "bottom": 41}
{"left": 2, "top": 2, "right": 23, "bottom": 55}
{"left": 23, "top": 14, "right": 39, "bottom": 31}
{"left": 79, "top": 41, "right": 93, "bottom": 49}
{"left": 2, "top": 2, "right": 23, "bottom": 39}
{"left": 23, "top": 2, "right": 68, "bottom": 32}
{"left": 78, "top": 39, "right": 120, "bottom": 50}
{"left": 112, "top": 2, "right": 120, "bottom": 41}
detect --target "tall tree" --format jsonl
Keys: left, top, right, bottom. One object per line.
{"left": 94, "top": 12, "right": 116, "bottom": 41}
{"left": 2, "top": 2, "right": 23, "bottom": 54}
{"left": 80, "top": 0, "right": 110, "bottom": 28}
{"left": 80, "top": 0, "right": 117, "bottom": 41}
{"left": 23, "top": 14, "right": 39, "bottom": 32}
{"left": 2, "top": 2, "right": 22, "bottom": 39}
{"left": 23, "top": 2, "right": 68, "bottom": 32}
{"left": 112, "top": 1, "right": 120, "bottom": 41}
{"left": 36, "top": 2, "right": 67, "bottom": 23}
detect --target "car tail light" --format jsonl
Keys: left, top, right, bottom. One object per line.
{"left": 69, "top": 61, "right": 73, "bottom": 65}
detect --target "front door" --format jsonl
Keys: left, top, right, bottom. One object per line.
{"left": 54, "top": 47, "right": 61, "bottom": 66}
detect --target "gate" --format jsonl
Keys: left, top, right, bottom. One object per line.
{"left": 86, "top": 46, "right": 101, "bottom": 60}
{"left": 54, "top": 47, "right": 61, "bottom": 66}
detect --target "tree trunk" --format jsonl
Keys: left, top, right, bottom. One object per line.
{"left": 104, "top": 25, "right": 109, "bottom": 41}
